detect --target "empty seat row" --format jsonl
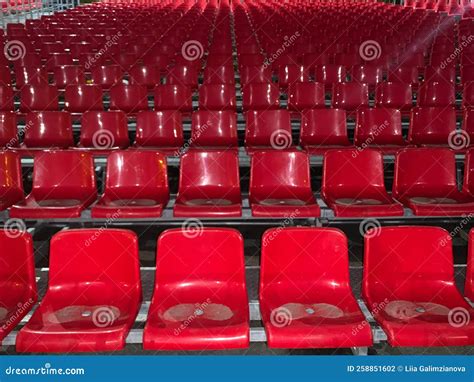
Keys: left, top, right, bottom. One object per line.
{"left": 3, "top": 148, "right": 474, "bottom": 218}
{"left": 2, "top": 226, "right": 473, "bottom": 351}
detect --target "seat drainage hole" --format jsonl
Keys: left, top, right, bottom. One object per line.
{"left": 194, "top": 309, "right": 204, "bottom": 316}
{"left": 305, "top": 308, "right": 315, "bottom": 315}
{"left": 81, "top": 311, "right": 92, "bottom": 317}
{"left": 415, "top": 307, "right": 426, "bottom": 313}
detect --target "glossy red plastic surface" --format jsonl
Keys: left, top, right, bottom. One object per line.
{"left": 355, "top": 108, "right": 406, "bottom": 153}
{"left": 0, "top": 66, "right": 12, "bottom": 86}
{"left": 332, "top": 82, "right": 369, "bottom": 111}
{"left": 10, "top": 151, "right": 97, "bottom": 218}
{"left": 408, "top": 107, "right": 456, "bottom": 146}
{"left": 322, "top": 149, "right": 404, "bottom": 217}
{"left": 92, "top": 151, "right": 168, "bottom": 218}
{"left": 418, "top": 81, "right": 455, "bottom": 107}
{"left": 0, "top": 86, "right": 14, "bottom": 111}
{"left": 166, "top": 64, "right": 198, "bottom": 88}
{"left": 91, "top": 65, "right": 123, "bottom": 89}
{"left": 260, "top": 228, "right": 373, "bottom": 348}
{"left": 375, "top": 82, "right": 413, "bottom": 110}
{"left": 143, "top": 228, "right": 249, "bottom": 350}
{"left": 203, "top": 65, "right": 235, "bottom": 84}
{"left": 190, "top": 110, "right": 238, "bottom": 148}
{"left": 388, "top": 66, "right": 419, "bottom": 85}
{"left": 351, "top": 65, "right": 383, "bottom": 85}
{"left": 278, "top": 65, "right": 309, "bottom": 88}
{"left": 198, "top": 84, "right": 236, "bottom": 111}
{"left": 0, "top": 151, "right": 23, "bottom": 211}
{"left": 393, "top": 148, "right": 474, "bottom": 216}
{"left": 154, "top": 84, "right": 193, "bottom": 112}
{"left": 0, "top": 112, "right": 17, "bottom": 148}
{"left": 174, "top": 150, "right": 241, "bottom": 217}
{"left": 80, "top": 111, "right": 129, "bottom": 150}
{"left": 245, "top": 110, "right": 292, "bottom": 151}
{"left": 287, "top": 82, "right": 325, "bottom": 112}
{"left": 249, "top": 150, "right": 320, "bottom": 217}
{"left": 466, "top": 229, "right": 474, "bottom": 300}
{"left": 314, "top": 65, "right": 346, "bottom": 85}
{"left": 16, "top": 229, "right": 141, "bottom": 352}
{"left": 23, "top": 112, "right": 73, "bottom": 149}
{"left": 239, "top": 65, "right": 272, "bottom": 85}
{"left": 300, "top": 109, "right": 350, "bottom": 154}
{"left": 362, "top": 226, "right": 474, "bottom": 346}
{"left": 53, "top": 65, "right": 85, "bottom": 89}
{"left": 463, "top": 82, "right": 474, "bottom": 109}
{"left": 242, "top": 83, "right": 280, "bottom": 111}
{"left": 64, "top": 85, "right": 103, "bottom": 113}
{"left": 15, "top": 67, "right": 48, "bottom": 88}
{"left": 20, "top": 85, "right": 59, "bottom": 112}
{"left": 109, "top": 84, "right": 149, "bottom": 114}
{"left": 129, "top": 65, "right": 161, "bottom": 89}
{"left": 0, "top": 231, "right": 37, "bottom": 344}
{"left": 134, "top": 110, "right": 183, "bottom": 152}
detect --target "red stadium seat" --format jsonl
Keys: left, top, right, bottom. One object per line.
{"left": 53, "top": 65, "right": 85, "bottom": 89}
{"left": 249, "top": 151, "right": 320, "bottom": 217}
{"left": 239, "top": 65, "right": 272, "bottom": 85}
{"left": 388, "top": 66, "right": 419, "bottom": 85}
{"left": 14, "top": 67, "right": 49, "bottom": 88}
{"left": 393, "top": 148, "right": 474, "bottom": 216}
{"left": 418, "top": 81, "right": 455, "bottom": 107}
{"left": 424, "top": 65, "right": 456, "bottom": 84}
{"left": 129, "top": 65, "right": 161, "bottom": 89}
{"left": 242, "top": 83, "right": 280, "bottom": 111}
{"left": 143, "top": 228, "right": 249, "bottom": 350}
{"left": 260, "top": 228, "right": 373, "bottom": 348}
{"left": 20, "top": 85, "right": 59, "bottom": 112}
{"left": 277, "top": 65, "right": 309, "bottom": 88}
{"left": 351, "top": 65, "right": 383, "bottom": 86}
{"left": 45, "top": 53, "right": 73, "bottom": 72}
{"left": 287, "top": 82, "right": 325, "bottom": 112}
{"left": 9, "top": 151, "right": 97, "bottom": 219}
{"left": 166, "top": 64, "right": 199, "bottom": 88}
{"left": 174, "top": 150, "right": 241, "bottom": 217}
{"left": 0, "top": 66, "right": 12, "bottom": 86}
{"left": 0, "top": 230, "right": 37, "bottom": 344}
{"left": 198, "top": 83, "right": 236, "bottom": 111}
{"left": 92, "top": 151, "right": 169, "bottom": 218}
{"left": 134, "top": 110, "right": 183, "bottom": 153}
{"left": 91, "top": 65, "right": 123, "bottom": 90}
{"left": 466, "top": 229, "right": 474, "bottom": 300}
{"left": 322, "top": 149, "right": 404, "bottom": 217}
{"left": 79, "top": 111, "right": 129, "bottom": 151}
{"left": 355, "top": 108, "right": 406, "bottom": 153}
{"left": 363, "top": 226, "right": 474, "bottom": 347}
{"left": 332, "top": 82, "right": 369, "bottom": 112}
{"left": 0, "top": 86, "right": 14, "bottom": 111}
{"left": 408, "top": 107, "right": 456, "bottom": 146}
{"left": 109, "top": 84, "right": 149, "bottom": 114}
{"left": 23, "top": 112, "right": 73, "bottom": 149}
{"left": 300, "top": 109, "right": 350, "bottom": 154}
{"left": 0, "top": 112, "right": 17, "bottom": 148}
{"left": 154, "top": 84, "right": 193, "bottom": 112}
{"left": 245, "top": 110, "right": 292, "bottom": 151}
{"left": 0, "top": 151, "right": 23, "bottom": 211}
{"left": 463, "top": 82, "right": 474, "bottom": 109}
{"left": 16, "top": 229, "right": 141, "bottom": 352}
{"left": 64, "top": 84, "right": 103, "bottom": 113}
{"left": 203, "top": 65, "right": 235, "bottom": 84}
{"left": 375, "top": 82, "right": 413, "bottom": 111}
{"left": 314, "top": 65, "right": 346, "bottom": 87}
{"left": 190, "top": 110, "right": 238, "bottom": 149}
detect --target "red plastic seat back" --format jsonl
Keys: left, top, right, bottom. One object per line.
{"left": 15, "top": 67, "right": 49, "bottom": 88}
{"left": 332, "top": 82, "right": 369, "bottom": 110}
{"left": 198, "top": 83, "right": 236, "bottom": 111}
{"left": 388, "top": 66, "right": 419, "bottom": 84}
{"left": 239, "top": 65, "right": 272, "bottom": 85}
{"left": 314, "top": 65, "right": 346, "bottom": 84}
{"left": 109, "top": 84, "right": 149, "bottom": 113}
{"left": 91, "top": 65, "right": 123, "bottom": 89}
{"left": 245, "top": 110, "right": 292, "bottom": 148}
{"left": 80, "top": 111, "right": 129, "bottom": 149}
{"left": 418, "top": 81, "right": 455, "bottom": 107}
{"left": 48, "top": 229, "right": 141, "bottom": 298}
{"left": 154, "top": 84, "right": 193, "bottom": 112}
{"left": 288, "top": 82, "right": 325, "bottom": 111}
{"left": 0, "top": 86, "right": 14, "bottom": 111}
{"left": 20, "top": 85, "right": 59, "bottom": 112}
{"left": 375, "top": 82, "right": 413, "bottom": 110}
{"left": 250, "top": 151, "right": 313, "bottom": 201}
{"left": 0, "top": 151, "right": 23, "bottom": 210}
{"left": 300, "top": 109, "right": 348, "bottom": 146}
{"left": 393, "top": 148, "right": 458, "bottom": 200}
{"left": 54, "top": 65, "right": 85, "bottom": 89}
{"left": 64, "top": 84, "right": 103, "bottom": 113}
{"left": 191, "top": 110, "right": 237, "bottom": 147}
{"left": 0, "top": 112, "right": 17, "bottom": 148}
{"left": 203, "top": 65, "right": 235, "bottom": 84}
{"left": 104, "top": 151, "right": 168, "bottom": 201}
{"left": 466, "top": 229, "right": 474, "bottom": 300}
{"left": 363, "top": 227, "right": 455, "bottom": 301}
{"left": 166, "top": 64, "right": 198, "bottom": 87}
{"left": 24, "top": 112, "right": 73, "bottom": 148}
{"left": 135, "top": 110, "right": 183, "bottom": 148}
{"left": 129, "top": 65, "right": 161, "bottom": 88}
{"left": 408, "top": 107, "right": 456, "bottom": 145}
{"left": 0, "top": 66, "right": 12, "bottom": 86}
{"left": 463, "top": 82, "right": 474, "bottom": 108}
{"left": 31, "top": 151, "right": 97, "bottom": 201}
{"left": 351, "top": 65, "right": 383, "bottom": 85}
{"left": 178, "top": 150, "right": 240, "bottom": 202}
{"left": 355, "top": 108, "right": 404, "bottom": 146}
{"left": 242, "top": 83, "right": 280, "bottom": 110}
